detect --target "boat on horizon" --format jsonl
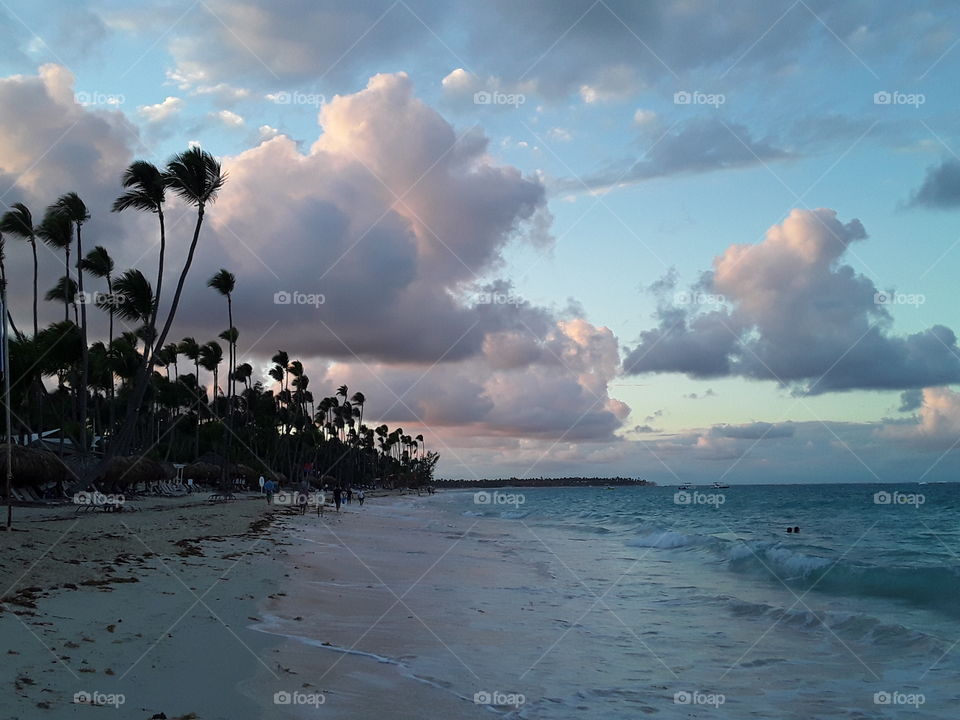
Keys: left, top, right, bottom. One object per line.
{"left": 712, "top": 482, "right": 729, "bottom": 489}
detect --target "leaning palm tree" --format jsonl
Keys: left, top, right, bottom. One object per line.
{"left": 55, "top": 192, "right": 91, "bottom": 456}
{"left": 112, "top": 161, "right": 166, "bottom": 353}
{"left": 93, "top": 147, "right": 225, "bottom": 469}
{"left": 0, "top": 203, "right": 38, "bottom": 335}
{"left": 36, "top": 209, "right": 73, "bottom": 322}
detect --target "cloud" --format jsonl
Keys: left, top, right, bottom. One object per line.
{"left": 317, "top": 317, "right": 627, "bottom": 442}
{"left": 684, "top": 388, "right": 717, "bottom": 399}
{"left": 907, "top": 158, "right": 960, "bottom": 209}
{"left": 213, "top": 109, "right": 244, "bottom": 127}
{"left": 624, "top": 208, "right": 960, "bottom": 393}
{"left": 0, "top": 64, "right": 143, "bottom": 331}
{"left": 169, "top": 72, "right": 554, "bottom": 369}
{"left": 898, "top": 388, "right": 923, "bottom": 412}
{"left": 879, "top": 387, "right": 960, "bottom": 451}
{"left": 563, "top": 118, "right": 788, "bottom": 192}
{"left": 138, "top": 96, "right": 183, "bottom": 123}
{"left": 712, "top": 421, "right": 794, "bottom": 439}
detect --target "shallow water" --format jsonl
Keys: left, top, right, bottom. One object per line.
{"left": 264, "top": 484, "right": 960, "bottom": 718}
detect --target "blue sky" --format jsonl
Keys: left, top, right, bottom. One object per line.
{"left": 1, "top": 0, "right": 960, "bottom": 482}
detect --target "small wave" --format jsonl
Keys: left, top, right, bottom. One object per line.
{"left": 725, "top": 542, "right": 960, "bottom": 616}
{"left": 726, "top": 599, "right": 944, "bottom": 653}
{"left": 626, "top": 530, "right": 703, "bottom": 549}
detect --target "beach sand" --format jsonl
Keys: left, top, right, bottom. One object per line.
{"left": 1, "top": 491, "right": 505, "bottom": 719}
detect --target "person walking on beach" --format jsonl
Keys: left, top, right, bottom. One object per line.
{"left": 264, "top": 478, "right": 275, "bottom": 505}
{"left": 346, "top": 487, "right": 353, "bottom": 504}
{"left": 333, "top": 485, "right": 342, "bottom": 513}
{"left": 358, "top": 489, "right": 365, "bottom": 506}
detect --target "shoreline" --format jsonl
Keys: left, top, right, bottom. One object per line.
{"left": 1, "top": 490, "right": 466, "bottom": 719}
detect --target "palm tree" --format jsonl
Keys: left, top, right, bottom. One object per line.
{"left": 178, "top": 337, "right": 201, "bottom": 457}
{"left": 45, "top": 276, "right": 78, "bottom": 322}
{"left": 233, "top": 362, "right": 253, "bottom": 393}
{"left": 36, "top": 209, "right": 73, "bottom": 322}
{"left": 199, "top": 340, "right": 223, "bottom": 414}
{"left": 351, "top": 391, "right": 365, "bottom": 430}
{"left": 207, "top": 269, "right": 236, "bottom": 402}
{"left": 111, "top": 269, "right": 154, "bottom": 330}
{"left": 160, "top": 343, "right": 180, "bottom": 381}
{"left": 100, "top": 147, "right": 225, "bottom": 467}
{"left": 55, "top": 192, "right": 91, "bottom": 456}
{"left": 80, "top": 246, "right": 116, "bottom": 436}
{"left": 112, "top": 161, "right": 166, "bottom": 348}
{"left": 0, "top": 203, "right": 37, "bottom": 335}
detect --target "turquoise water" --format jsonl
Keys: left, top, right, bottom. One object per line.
{"left": 438, "top": 483, "right": 960, "bottom": 718}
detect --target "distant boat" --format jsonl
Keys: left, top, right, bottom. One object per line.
{"left": 712, "top": 482, "right": 729, "bottom": 489}
{"left": 678, "top": 483, "right": 693, "bottom": 490}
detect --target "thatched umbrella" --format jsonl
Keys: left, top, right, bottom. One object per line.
{"left": 185, "top": 461, "right": 221, "bottom": 482}
{"left": 101, "top": 456, "right": 165, "bottom": 488}
{"left": 0, "top": 444, "right": 69, "bottom": 487}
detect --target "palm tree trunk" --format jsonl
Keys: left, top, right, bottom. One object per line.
{"left": 30, "top": 240, "right": 38, "bottom": 336}
{"left": 75, "top": 223, "right": 89, "bottom": 458}
{"left": 107, "top": 276, "right": 115, "bottom": 441}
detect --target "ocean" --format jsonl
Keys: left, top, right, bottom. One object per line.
{"left": 260, "top": 484, "right": 960, "bottom": 718}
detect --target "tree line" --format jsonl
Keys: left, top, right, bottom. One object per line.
{"left": 0, "top": 147, "right": 438, "bottom": 490}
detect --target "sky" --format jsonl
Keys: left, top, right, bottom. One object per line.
{"left": 1, "top": 0, "right": 960, "bottom": 483}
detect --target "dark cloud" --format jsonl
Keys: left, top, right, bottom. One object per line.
{"left": 561, "top": 118, "right": 788, "bottom": 193}
{"left": 908, "top": 158, "right": 960, "bottom": 209}
{"left": 899, "top": 388, "right": 923, "bottom": 412}
{"left": 713, "top": 422, "right": 794, "bottom": 440}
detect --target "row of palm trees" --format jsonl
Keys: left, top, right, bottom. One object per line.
{"left": 0, "top": 146, "right": 439, "bottom": 489}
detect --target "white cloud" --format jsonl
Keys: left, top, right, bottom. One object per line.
{"left": 137, "top": 96, "right": 183, "bottom": 123}
{"left": 633, "top": 108, "right": 656, "bottom": 125}
{"left": 879, "top": 387, "right": 960, "bottom": 450}
{"left": 257, "top": 124, "right": 280, "bottom": 140}
{"left": 213, "top": 109, "right": 244, "bottom": 127}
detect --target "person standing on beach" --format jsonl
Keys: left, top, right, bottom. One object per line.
{"left": 358, "top": 489, "right": 365, "bottom": 506}
{"left": 333, "top": 485, "right": 342, "bottom": 512}
{"left": 346, "top": 487, "right": 353, "bottom": 504}
{"left": 264, "top": 478, "right": 275, "bottom": 505}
